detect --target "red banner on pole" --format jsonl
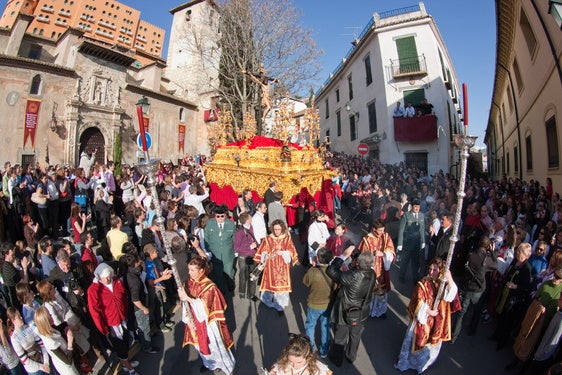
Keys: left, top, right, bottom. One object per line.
{"left": 136, "top": 105, "right": 148, "bottom": 151}
{"left": 24, "top": 98, "right": 41, "bottom": 148}
{"left": 178, "top": 124, "right": 186, "bottom": 153}
{"left": 142, "top": 116, "right": 149, "bottom": 133}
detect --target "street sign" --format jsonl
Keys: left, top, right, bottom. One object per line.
{"left": 137, "top": 132, "right": 152, "bottom": 150}
{"left": 357, "top": 143, "right": 369, "bottom": 155}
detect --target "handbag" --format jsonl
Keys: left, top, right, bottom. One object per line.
{"left": 344, "top": 273, "right": 375, "bottom": 326}
{"left": 31, "top": 192, "right": 47, "bottom": 205}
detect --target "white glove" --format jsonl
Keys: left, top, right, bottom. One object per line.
{"left": 421, "top": 243, "right": 426, "bottom": 250}
{"left": 280, "top": 251, "right": 291, "bottom": 264}
{"left": 397, "top": 246, "right": 403, "bottom": 251}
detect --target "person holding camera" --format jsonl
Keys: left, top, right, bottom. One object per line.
{"left": 326, "top": 245, "right": 375, "bottom": 367}
{"left": 451, "top": 235, "right": 497, "bottom": 342}
{"left": 303, "top": 247, "right": 336, "bottom": 359}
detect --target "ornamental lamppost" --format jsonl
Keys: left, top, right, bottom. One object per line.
{"left": 135, "top": 96, "right": 195, "bottom": 326}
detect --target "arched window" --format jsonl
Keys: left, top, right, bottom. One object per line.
{"left": 30, "top": 74, "right": 42, "bottom": 95}
{"left": 179, "top": 108, "right": 186, "bottom": 123}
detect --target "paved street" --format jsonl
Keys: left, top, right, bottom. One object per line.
{"left": 103, "top": 222, "right": 514, "bottom": 375}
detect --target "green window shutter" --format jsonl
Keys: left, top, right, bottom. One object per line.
{"left": 403, "top": 89, "right": 425, "bottom": 109}
{"left": 396, "top": 36, "right": 420, "bottom": 74}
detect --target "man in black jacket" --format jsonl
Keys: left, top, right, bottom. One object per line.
{"left": 327, "top": 246, "right": 375, "bottom": 367}
{"left": 451, "top": 235, "right": 497, "bottom": 342}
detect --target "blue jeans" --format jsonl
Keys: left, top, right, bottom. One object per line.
{"left": 305, "top": 306, "right": 331, "bottom": 356}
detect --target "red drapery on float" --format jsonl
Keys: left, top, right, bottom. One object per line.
{"left": 209, "top": 180, "right": 335, "bottom": 227}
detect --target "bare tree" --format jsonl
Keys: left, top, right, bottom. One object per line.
{"left": 218, "top": 0, "right": 322, "bottom": 134}
{"left": 170, "top": 0, "right": 322, "bottom": 136}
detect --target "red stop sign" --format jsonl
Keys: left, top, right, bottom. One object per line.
{"left": 357, "top": 143, "right": 369, "bottom": 155}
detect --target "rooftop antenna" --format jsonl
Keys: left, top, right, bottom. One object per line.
{"left": 341, "top": 26, "right": 361, "bottom": 46}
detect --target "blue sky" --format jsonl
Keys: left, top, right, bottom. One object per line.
{"left": 136, "top": 1, "right": 496, "bottom": 146}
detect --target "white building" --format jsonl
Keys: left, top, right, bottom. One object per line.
{"left": 316, "top": 2, "right": 462, "bottom": 175}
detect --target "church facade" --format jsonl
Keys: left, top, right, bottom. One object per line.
{"left": 0, "top": 1, "right": 216, "bottom": 168}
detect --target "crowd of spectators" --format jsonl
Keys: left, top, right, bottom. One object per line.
{"left": 0, "top": 148, "right": 560, "bottom": 373}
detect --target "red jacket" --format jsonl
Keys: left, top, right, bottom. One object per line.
{"left": 87, "top": 278, "right": 128, "bottom": 335}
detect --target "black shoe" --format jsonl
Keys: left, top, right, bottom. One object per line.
{"left": 251, "top": 296, "right": 259, "bottom": 302}
{"left": 143, "top": 346, "right": 159, "bottom": 354}
{"left": 200, "top": 365, "right": 209, "bottom": 373}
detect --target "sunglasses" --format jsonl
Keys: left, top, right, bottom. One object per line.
{"left": 215, "top": 214, "right": 226, "bottom": 218}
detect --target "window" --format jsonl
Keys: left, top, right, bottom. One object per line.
{"left": 368, "top": 101, "right": 377, "bottom": 133}
{"left": 347, "top": 74, "right": 353, "bottom": 100}
{"left": 364, "top": 55, "right": 373, "bottom": 86}
{"left": 519, "top": 9, "right": 537, "bottom": 57}
{"left": 336, "top": 110, "right": 341, "bottom": 137}
{"left": 514, "top": 146, "right": 519, "bottom": 173}
{"left": 29, "top": 74, "right": 42, "bottom": 95}
{"left": 507, "top": 84, "right": 514, "bottom": 113}
{"left": 179, "top": 108, "right": 186, "bottom": 123}
{"left": 349, "top": 114, "right": 356, "bottom": 141}
{"left": 324, "top": 99, "right": 329, "bottom": 119}
{"left": 546, "top": 116, "right": 559, "bottom": 168}
{"left": 525, "top": 135, "right": 533, "bottom": 171}
{"left": 395, "top": 36, "right": 420, "bottom": 73}
{"left": 502, "top": 103, "right": 506, "bottom": 123}
{"left": 28, "top": 44, "right": 42, "bottom": 59}
{"left": 506, "top": 151, "right": 510, "bottom": 175}
{"left": 403, "top": 88, "right": 424, "bottom": 109}
{"left": 336, "top": 89, "right": 340, "bottom": 103}
{"left": 513, "top": 58, "right": 524, "bottom": 93}
{"left": 405, "top": 152, "right": 428, "bottom": 172}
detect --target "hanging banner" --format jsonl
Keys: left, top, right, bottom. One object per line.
{"left": 178, "top": 124, "right": 186, "bottom": 153}
{"left": 142, "top": 115, "right": 150, "bottom": 133}
{"left": 24, "top": 98, "right": 41, "bottom": 148}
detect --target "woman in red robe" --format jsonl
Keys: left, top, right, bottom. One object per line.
{"left": 395, "top": 257, "right": 459, "bottom": 374}
{"left": 179, "top": 257, "right": 235, "bottom": 374}
{"left": 253, "top": 219, "right": 299, "bottom": 314}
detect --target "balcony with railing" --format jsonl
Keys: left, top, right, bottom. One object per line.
{"left": 394, "top": 115, "right": 437, "bottom": 142}
{"left": 390, "top": 55, "right": 427, "bottom": 78}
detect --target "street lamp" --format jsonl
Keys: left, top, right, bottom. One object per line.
{"left": 345, "top": 102, "right": 359, "bottom": 119}
{"left": 136, "top": 96, "right": 150, "bottom": 115}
